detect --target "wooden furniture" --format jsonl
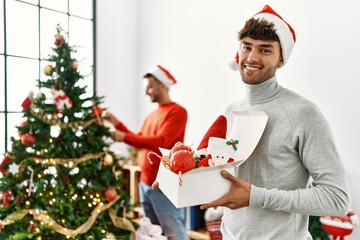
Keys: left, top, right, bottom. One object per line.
{"left": 122, "top": 164, "right": 142, "bottom": 218}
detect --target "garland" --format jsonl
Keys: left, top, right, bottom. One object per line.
{"left": 30, "top": 104, "right": 99, "bottom": 129}
{"left": 0, "top": 196, "right": 135, "bottom": 239}
{"left": 31, "top": 152, "right": 106, "bottom": 167}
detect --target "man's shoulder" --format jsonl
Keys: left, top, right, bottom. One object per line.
{"left": 170, "top": 102, "right": 187, "bottom": 112}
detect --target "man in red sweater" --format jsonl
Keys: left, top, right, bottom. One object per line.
{"left": 105, "top": 65, "right": 188, "bottom": 239}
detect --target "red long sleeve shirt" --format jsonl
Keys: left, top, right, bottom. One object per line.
{"left": 115, "top": 102, "right": 187, "bottom": 185}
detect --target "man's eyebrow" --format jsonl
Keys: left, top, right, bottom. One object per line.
{"left": 241, "top": 40, "right": 274, "bottom": 48}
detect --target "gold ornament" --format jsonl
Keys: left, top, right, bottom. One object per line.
{"left": 103, "top": 154, "right": 114, "bottom": 166}
{"left": 106, "top": 232, "right": 116, "bottom": 239}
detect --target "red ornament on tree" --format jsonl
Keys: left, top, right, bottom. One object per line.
{"left": 320, "top": 211, "right": 359, "bottom": 240}
{"left": 0, "top": 155, "right": 12, "bottom": 173}
{"left": 105, "top": 188, "right": 118, "bottom": 202}
{"left": 92, "top": 105, "right": 103, "bottom": 118}
{"left": 21, "top": 134, "right": 37, "bottom": 146}
{"left": 71, "top": 63, "right": 78, "bottom": 71}
{"left": 1, "top": 191, "right": 12, "bottom": 207}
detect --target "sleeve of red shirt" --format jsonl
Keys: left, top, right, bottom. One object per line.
{"left": 123, "top": 107, "right": 187, "bottom": 153}
{"left": 114, "top": 121, "right": 133, "bottom": 133}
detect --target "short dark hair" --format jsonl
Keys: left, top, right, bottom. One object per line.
{"left": 143, "top": 73, "right": 162, "bottom": 84}
{"left": 238, "top": 18, "right": 280, "bottom": 43}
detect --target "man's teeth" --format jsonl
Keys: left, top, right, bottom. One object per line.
{"left": 246, "top": 66, "right": 260, "bottom": 70}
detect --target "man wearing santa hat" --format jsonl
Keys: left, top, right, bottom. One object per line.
{"left": 199, "top": 5, "right": 350, "bottom": 239}
{"left": 105, "top": 65, "right": 189, "bottom": 239}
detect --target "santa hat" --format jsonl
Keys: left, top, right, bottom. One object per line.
{"left": 229, "top": 5, "right": 296, "bottom": 70}
{"left": 196, "top": 115, "right": 227, "bottom": 153}
{"left": 145, "top": 65, "right": 177, "bottom": 89}
{"left": 21, "top": 91, "right": 34, "bottom": 109}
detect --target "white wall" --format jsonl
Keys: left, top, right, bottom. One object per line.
{"left": 97, "top": 1, "right": 360, "bottom": 238}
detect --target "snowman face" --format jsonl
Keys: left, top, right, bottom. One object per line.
{"left": 211, "top": 150, "right": 229, "bottom": 166}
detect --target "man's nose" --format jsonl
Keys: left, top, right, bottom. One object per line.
{"left": 247, "top": 50, "right": 259, "bottom": 62}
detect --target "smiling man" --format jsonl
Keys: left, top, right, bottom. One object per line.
{"left": 200, "top": 5, "right": 350, "bottom": 239}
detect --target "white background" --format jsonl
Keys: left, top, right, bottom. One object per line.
{"left": 96, "top": 1, "right": 360, "bottom": 238}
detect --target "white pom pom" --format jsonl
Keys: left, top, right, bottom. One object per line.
{"left": 204, "top": 207, "right": 224, "bottom": 221}
{"left": 228, "top": 59, "right": 239, "bottom": 71}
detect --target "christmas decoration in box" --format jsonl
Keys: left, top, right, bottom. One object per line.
{"left": 0, "top": 25, "right": 136, "bottom": 240}
{"left": 155, "top": 111, "right": 268, "bottom": 208}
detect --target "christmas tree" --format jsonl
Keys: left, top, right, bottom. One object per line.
{"left": 0, "top": 25, "right": 136, "bottom": 240}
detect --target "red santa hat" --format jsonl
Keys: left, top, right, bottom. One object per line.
{"left": 145, "top": 65, "right": 177, "bottom": 89}
{"left": 197, "top": 115, "right": 227, "bottom": 152}
{"left": 229, "top": 5, "right": 296, "bottom": 70}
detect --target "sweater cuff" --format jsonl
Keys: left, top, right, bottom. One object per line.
{"left": 115, "top": 122, "right": 127, "bottom": 132}
{"left": 249, "top": 185, "right": 266, "bottom": 208}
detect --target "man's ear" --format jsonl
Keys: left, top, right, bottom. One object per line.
{"left": 277, "top": 58, "right": 284, "bottom": 68}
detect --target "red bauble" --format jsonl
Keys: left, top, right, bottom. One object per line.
{"left": 170, "top": 150, "right": 196, "bottom": 174}
{"left": 92, "top": 105, "right": 103, "bottom": 118}
{"left": 71, "top": 63, "right": 78, "bottom": 71}
{"left": 105, "top": 188, "right": 118, "bottom": 202}
{"left": 21, "top": 134, "right": 37, "bottom": 145}
{"left": 320, "top": 214, "right": 355, "bottom": 239}
{"left": 169, "top": 142, "right": 192, "bottom": 160}
{"left": 1, "top": 191, "right": 12, "bottom": 207}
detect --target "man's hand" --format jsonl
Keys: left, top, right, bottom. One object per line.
{"left": 151, "top": 181, "right": 159, "bottom": 190}
{"left": 104, "top": 111, "right": 119, "bottom": 126}
{"left": 200, "top": 170, "right": 251, "bottom": 210}
{"left": 111, "top": 130, "right": 125, "bottom": 142}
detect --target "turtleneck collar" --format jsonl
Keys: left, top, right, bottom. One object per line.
{"left": 244, "top": 76, "right": 280, "bottom": 103}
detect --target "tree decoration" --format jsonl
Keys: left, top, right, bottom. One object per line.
{"left": 52, "top": 89, "right": 73, "bottom": 113}
{"left": 42, "top": 64, "right": 54, "bottom": 76}
{"left": 1, "top": 191, "right": 12, "bottom": 208}
{"left": 0, "top": 155, "right": 11, "bottom": 173}
{"left": 226, "top": 139, "right": 239, "bottom": 151}
{"left": 0, "top": 24, "right": 136, "bottom": 239}
{"left": 105, "top": 188, "right": 118, "bottom": 202}
{"left": 8, "top": 162, "right": 20, "bottom": 175}
{"left": 21, "top": 91, "right": 34, "bottom": 109}
{"left": 20, "top": 133, "right": 37, "bottom": 145}
{"left": 103, "top": 153, "right": 114, "bottom": 166}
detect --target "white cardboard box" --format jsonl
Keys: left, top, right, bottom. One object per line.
{"left": 155, "top": 111, "right": 268, "bottom": 208}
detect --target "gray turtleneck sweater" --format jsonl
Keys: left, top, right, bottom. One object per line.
{"left": 222, "top": 76, "right": 350, "bottom": 239}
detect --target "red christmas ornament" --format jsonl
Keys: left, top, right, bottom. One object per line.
{"left": 92, "top": 105, "right": 103, "bottom": 118}
{"left": 0, "top": 155, "right": 12, "bottom": 173}
{"left": 1, "top": 191, "right": 12, "bottom": 207}
{"left": 71, "top": 63, "right": 78, "bottom": 71}
{"left": 169, "top": 142, "right": 192, "bottom": 160}
{"left": 21, "top": 134, "right": 37, "bottom": 146}
{"left": 105, "top": 188, "right": 118, "bottom": 202}
{"left": 320, "top": 211, "right": 359, "bottom": 240}
{"left": 170, "top": 149, "right": 196, "bottom": 174}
